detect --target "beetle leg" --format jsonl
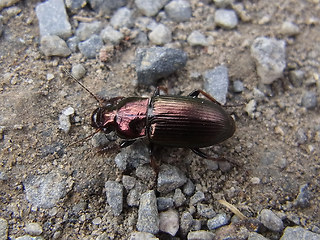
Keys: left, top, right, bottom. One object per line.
{"left": 120, "top": 140, "right": 136, "bottom": 148}
{"left": 152, "top": 86, "right": 169, "bottom": 97}
{"left": 188, "top": 89, "right": 221, "bottom": 106}
{"left": 191, "top": 148, "right": 238, "bottom": 166}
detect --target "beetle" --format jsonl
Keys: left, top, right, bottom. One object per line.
{"left": 64, "top": 69, "right": 235, "bottom": 160}
{"left": 90, "top": 87, "right": 236, "bottom": 159}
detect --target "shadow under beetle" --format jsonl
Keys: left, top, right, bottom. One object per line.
{"left": 65, "top": 70, "right": 236, "bottom": 160}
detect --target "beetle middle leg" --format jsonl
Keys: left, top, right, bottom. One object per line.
{"left": 188, "top": 89, "right": 221, "bottom": 105}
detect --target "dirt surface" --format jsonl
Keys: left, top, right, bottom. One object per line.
{"left": 0, "top": 0, "right": 319, "bottom": 239}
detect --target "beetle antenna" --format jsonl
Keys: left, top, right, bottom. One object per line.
{"left": 67, "top": 129, "right": 101, "bottom": 147}
{"left": 63, "top": 69, "right": 104, "bottom": 106}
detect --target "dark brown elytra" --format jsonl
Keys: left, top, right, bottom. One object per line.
{"left": 64, "top": 69, "right": 236, "bottom": 160}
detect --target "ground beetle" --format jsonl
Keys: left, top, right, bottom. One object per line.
{"left": 65, "top": 70, "right": 235, "bottom": 160}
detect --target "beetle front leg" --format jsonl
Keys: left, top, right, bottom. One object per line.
{"left": 188, "top": 89, "right": 221, "bottom": 106}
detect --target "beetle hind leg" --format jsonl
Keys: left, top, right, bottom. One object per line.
{"left": 191, "top": 148, "right": 238, "bottom": 165}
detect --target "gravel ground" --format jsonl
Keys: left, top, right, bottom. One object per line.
{"left": 0, "top": 0, "right": 319, "bottom": 239}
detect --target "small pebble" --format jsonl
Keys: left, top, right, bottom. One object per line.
{"left": 0, "top": 218, "right": 8, "bottom": 240}
{"left": 203, "top": 65, "right": 229, "bottom": 105}
{"left": 129, "top": 231, "right": 158, "bottom": 240}
{"left": 245, "top": 99, "right": 256, "bottom": 118}
{"left": 159, "top": 209, "right": 179, "bottom": 236}
{"left": 67, "top": 36, "right": 79, "bottom": 52}
{"left": 207, "top": 213, "right": 229, "bottom": 230}
{"left": 280, "top": 226, "right": 320, "bottom": 240}
{"left": 157, "top": 164, "right": 187, "bottom": 193}
{"left": 218, "top": 161, "right": 232, "bottom": 172}
{"left": 135, "top": 0, "right": 168, "bottom": 17}
{"left": 164, "top": 0, "right": 192, "bottom": 22}
{"left": 180, "top": 212, "right": 194, "bottom": 236}
{"left": 197, "top": 204, "right": 216, "bottom": 219}
{"left": 24, "top": 222, "right": 43, "bottom": 236}
{"left": 233, "top": 80, "right": 244, "bottom": 93}
{"left": 173, "top": 188, "right": 186, "bottom": 207}
{"left": 301, "top": 91, "right": 317, "bottom": 109}
{"left": 35, "top": 0, "right": 72, "bottom": 38}
{"left": 289, "top": 69, "right": 304, "bottom": 87}
{"left": 248, "top": 232, "right": 269, "bottom": 240}
{"left": 46, "top": 73, "right": 55, "bottom": 81}
{"left": 214, "top": 0, "right": 234, "bottom": 8}
{"left": 250, "top": 177, "right": 261, "bottom": 185}
{"left": 148, "top": 24, "right": 172, "bottom": 45}
{"left": 92, "top": 217, "right": 102, "bottom": 225}
{"left": 71, "top": 64, "right": 86, "bottom": 80}
{"left": 78, "top": 34, "right": 103, "bottom": 59}
{"left": 105, "top": 181, "right": 123, "bottom": 216}
{"left": 251, "top": 37, "right": 286, "bottom": 84}
{"left": 215, "top": 9, "right": 238, "bottom": 29}
{"left": 183, "top": 179, "right": 195, "bottom": 196}
{"left": 100, "top": 26, "right": 124, "bottom": 44}
{"left": 0, "top": 0, "right": 21, "bottom": 10}
{"left": 157, "top": 197, "right": 174, "bottom": 211}
{"left": 127, "top": 181, "right": 148, "bottom": 207}
{"left": 135, "top": 164, "right": 156, "bottom": 182}
{"left": 190, "top": 191, "right": 205, "bottom": 205}
{"left": 122, "top": 175, "right": 136, "bottom": 190}
{"left": 294, "top": 183, "right": 311, "bottom": 208}
{"left": 135, "top": 47, "right": 188, "bottom": 85}
{"left": 91, "top": 132, "right": 109, "bottom": 148}
{"left": 187, "top": 230, "right": 215, "bottom": 240}
{"left": 89, "top": 0, "right": 127, "bottom": 15}
{"left": 296, "top": 128, "right": 307, "bottom": 144}
{"left": 187, "top": 31, "right": 208, "bottom": 47}
{"left": 110, "top": 7, "right": 133, "bottom": 29}
{"left": 137, "top": 190, "right": 159, "bottom": 234}
{"left": 40, "top": 35, "right": 71, "bottom": 57}
{"left": 204, "top": 159, "right": 219, "bottom": 171}
{"left": 259, "top": 209, "right": 284, "bottom": 232}
{"left": 76, "top": 21, "right": 102, "bottom": 41}
{"left": 280, "top": 21, "right": 300, "bottom": 36}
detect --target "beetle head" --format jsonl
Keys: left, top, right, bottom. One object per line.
{"left": 91, "top": 107, "right": 116, "bottom": 133}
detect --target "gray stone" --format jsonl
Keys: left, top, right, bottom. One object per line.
{"left": 207, "top": 213, "right": 229, "bottom": 230}
{"left": 67, "top": 36, "right": 79, "bottom": 52}
{"left": 173, "top": 188, "right": 186, "bottom": 207}
{"left": 296, "top": 128, "right": 307, "bottom": 145}
{"left": 164, "top": 0, "right": 192, "bottom": 22}
{"left": 129, "top": 231, "right": 159, "bottom": 240}
{"left": 157, "top": 197, "right": 174, "bottom": 211}
{"left": 135, "top": 164, "right": 156, "bottom": 182}
{"left": 218, "top": 161, "right": 232, "bottom": 172}
{"left": 248, "top": 232, "right": 270, "bottom": 240}
{"left": 259, "top": 209, "right": 284, "bottom": 232}
{"left": 78, "top": 34, "right": 103, "bottom": 59}
{"left": 65, "top": 0, "right": 86, "bottom": 11}
{"left": 135, "top": 0, "right": 169, "bottom": 17}
{"left": 135, "top": 47, "right": 187, "bottom": 85}
{"left": 91, "top": 132, "right": 110, "bottom": 148}
{"left": 203, "top": 65, "right": 229, "bottom": 105}
{"left": 110, "top": 7, "right": 133, "bottom": 29}
{"left": 100, "top": 26, "right": 124, "bottom": 44}
{"left": 190, "top": 191, "right": 205, "bottom": 205}
{"left": 187, "top": 230, "right": 215, "bottom": 240}
{"left": 180, "top": 212, "right": 193, "bottom": 236}
{"left": 280, "top": 226, "right": 320, "bottom": 240}
{"left": 105, "top": 181, "right": 123, "bottom": 216}
{"left": 137, "top": 190, "right": 159, "bottom": 234}
{"left": 213, "top": 0, "right": 234, "bottom": 8}
{"left": 15, "top": 235, "right": 44, "bottom": 240}
{"left": 183, "top": 179, "right": 195, "bottom": 196}
{"left": 0, "top": 0, "right": 21, "bottom": 10}
{"left": 122, "top": 175, "right": 136, "bottom": 190}
{"left": 251, "top": 37, "right": 286, "bottom": 84}
{"left": 214, "top": 9, "right": 238, "bottom": 29}
{"left": 157, "top": 164, "right": 187, "bottom": 193}
{"left": 294, "top": 183, "right": 311, "bottom": 208}
{"left": 35, "top": 0, "right": 71, "bottom": 38}
{"left": 0, "top": 218, "right": 8, "bottom": 240}
{"left": 24, "top": 223, "right": 43, "bottom": 236}
{"left": 24, "top": 172, "right": 70, "bottom": 208}
{"left": 159, "top": 209, "right": 179, "bottom": 236}
{"left": 71, "top": 64, "right": 86, "bottom": 79}
{"left": 76, "top": 21, "right": 103, "bottom": 41}
{"left": 148, "top": 24, "right": 172, "bottom": 45}
{"left": 127, "top": 181, "right": 148, "bottom": 207}
{"left": 301, "top": 91, "right": 317, "bottom": 109}
{"left": 289, "top": 69, "right": 304, "bottom": 87}
{"left": 187, "top": 31, "right": 208, "bottom": 46}
{"left": 88, "top": 0, "right": 127, "bottom": 15}
{"left": 197, "top": 204, "right": 216, "bottom": 218}
{"left": 40, "top": 35, "right": 71, "bottom": 57}
{"left": 233, "top": 80, "right": 244, "bottom": 93}
{"left": 58, "top": 106, "right": 74, "bottom": 133}
{"left": 114, "top": 141, "right": 150, "bottom": 171}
